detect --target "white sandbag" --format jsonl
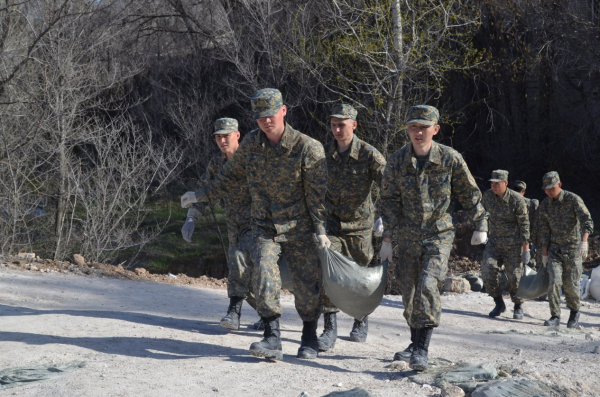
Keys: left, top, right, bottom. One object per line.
{"left": 589, "top": 266, "right": 600, "bottom": 301}
{"left": 318, "top": 247, "right": 388, "bottom": 321}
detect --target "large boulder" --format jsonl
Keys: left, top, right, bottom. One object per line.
{"left": 444, "top": 277, "right": 471, "bottom": 294}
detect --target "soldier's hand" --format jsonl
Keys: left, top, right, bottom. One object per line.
{"left": 317, "top": 234, "right": 331, "bottom": 249}
{"left": 542, "top": 255, "right": 549, "bottom": 267}
{"left": 470, "top": 231, "right": 488, "bottom": 245}
{"left": 181, "top": 191, "right": 198, "bottom": 208}
{"left": 380, "top": 240, "right": 393, "bottom": 263}
{"left": 181, "top": 217, "right": 195, "bottom": 242}
{"left": 578, "top": 241, "right": 589, "bottom": 259}
{"left": 373, "top": 217, "right": 384, "bottom": 237}
{"left": 521, "top": 249, "right": 531, "bottom": 265}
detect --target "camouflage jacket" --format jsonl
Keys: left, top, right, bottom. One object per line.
{"left": 194, "top": 123, "right": 327, "bottom": 242}
{"left": 381, "top": 141, "right": 488, "bottom": 241}
{"left": 481, "top": 188, "right": 529, "bottom": 246}
{"left": 523, "top": 197, "right": 539, "bottom": 245}
{"left": 190, "top": 152, "right": 252, "bottom": 245}
{"left": 324, "top": 136, "right": 386, "bottom": 235}
{"left": 538, "top": 189, "right": 594, "bottom": 250}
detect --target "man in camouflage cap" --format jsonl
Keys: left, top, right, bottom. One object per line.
{"left": 317, "top": 103, "right": 386, "bottom": 352}
{"left": 181, "top": 118, "right": 263, "bottom": 331}
{"left": 538, "top": 171, "right": 593, "bottom": 328}
{"left": 480, "top": 170, "right": 530, "bottom": 320}
{"left": 514, "top": 180, "right": 542, "bottom": 271}
{"left": 381, "top": 104, "right": 488, "bottom": 371}
{"left": 181, "top": 88, "right": 329, "bottom": 361}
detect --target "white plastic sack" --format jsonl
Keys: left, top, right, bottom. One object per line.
{"left": 318, "top": 247, "right": 388, "bottom": 322}
{"left": 589, "top": 266, "right": 600, "bottom": 302}
{"left": 516, "top": 265, "right": 549, "bottom": 300}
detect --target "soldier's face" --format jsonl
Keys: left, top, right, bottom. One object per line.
{"left": 544, "top": 182, "right": 562, "bottom": 199}
{"left": 215, "top": 131, "right": 240, "bottom": 156}
{"left": 491, "top": 181, "right": 508, "bottom": 196}
{"left": 407, "top": 123, "right": 439, "bottom": 151}
{"left": 257, "top": 105, "right": 287, "bottom": 136}
{"left": 330, "top": 117, "right": 356, "bottom": 142}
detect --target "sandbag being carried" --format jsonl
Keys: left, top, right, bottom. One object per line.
{"left": 516, "top": 264, "right": 550, "bottom": 300}
{"left": 318, "top": 247, "right": 388, "bottom": 321}
{"left": 589, "top": 266, "right": 600, "bottom": 302}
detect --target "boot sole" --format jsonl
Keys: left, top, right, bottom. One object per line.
{"left": 513, "top": 314, "right": 523, "bottom": 320}
{"left": 220, "top": 319, "right": 239, "bottom": 330}
{"left": 297, "top": 350, "right": 318, "bottom": 359}
{"left": 249, "top": 348, "right": 283, "bottom": 361}
{"left": 317, "top": 341, "right": 335, "bottom": 352}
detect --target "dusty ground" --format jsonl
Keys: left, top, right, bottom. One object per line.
{"left": 1, "top": 255, "right": 600, "bottom": 396}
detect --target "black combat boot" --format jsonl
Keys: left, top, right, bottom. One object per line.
{"left": 513, "top": 303, "right": 524, "bottom": 320}
{"left": 410, "top": 327, "right": 433, "bottom": 371}
{"left": 349, "top": 316, "right": 368, "bottom": 342}
{"left": 393, "top": 327, "right": 416, "bottom": 362}
{"left": 297, "top": 320, "right": 319, "bottom": 359}
{"left": 543, "top": 316, "right": 560, "bottom": 326}
{"left": 220, "top": 297, "right": 244, "bottom": 330}
{"left": 489, "top": 296, "right": 506, "bottom": 317}
{"left": 567, "top": 310, "right": 580, "bottom": 328}
{"left": 249, "top": 316, "right": 283, "bottom": 360}
{"left": 317, "top": 313, "right": 338, "bottom": 352}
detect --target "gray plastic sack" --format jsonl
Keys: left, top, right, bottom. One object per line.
{"left": 516, "top": 264, "right": 549, "bottom": 300}
{"left": 318, "top": 247, "right": 388, "bottom": 321}
{"left": 279, "top": 256, "right": 294, "bottom": 292}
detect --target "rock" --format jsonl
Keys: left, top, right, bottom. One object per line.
{"left": 471, "top": 379, "right": 569, "bottom": 397}
{"left": 29, "top": 265, "right": 38, "bottom": 271}
{"left": 444, "top": 277, "right": 471, "bottom": 294}
{"left": 387, "top": 361, "right": 410, "bottom": 371}
{"left": 441, "top": 383, "right": 465, "bottom": 397}
{"left": 593, "top": 346, "right": 600, "bottom": 354}
{"left": 498, "top": 370, "right": 510, "bottom": 377}
{"left": 442, "top": 363, "right": 497, "bottom": 383}
{"left": 135, "top": 268, "right": 147, "bottom": 275}
{"left": 322, "top": 388, "right": 372, "bottom": 397}
{"left": 515, "top": 348, "right": 522, "bottom": 356}
{"left": 585, "top": 333, "right": 597, "bottom": 341}
{"left": 73, "top": 254, "right": 86, "bottom": 266}
{"left": 17, "top": 252, "right": 35, "bottom": 259}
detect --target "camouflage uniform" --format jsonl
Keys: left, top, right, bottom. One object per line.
{"left": 191, "top": 150, "right": 256, "bottom": 308}
{"left": 481, "top": 177, "right": 530, "bottom": 304}
{"left": 381, "top": 118, "right": 488, "bottom": 328}
{"left": 192, "top": 93, "right": 327, "bottom": 322}
{"left": 322, "top": 131, "right": 386, "bottom": 313}
{"left": 538, "top": 174, "right": 593, "bottom": 318}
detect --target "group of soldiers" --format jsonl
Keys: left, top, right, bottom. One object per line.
{"left": 180, "top": 88, "right": 594, "bottom": 371}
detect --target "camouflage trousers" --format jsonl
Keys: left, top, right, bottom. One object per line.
{"left": 548, "top": 248, "right": 582, "bottom": 317}
{"left": 481, "top": 241, "right": 524, "bottom": 304}
{"left": 227, "top": 228, "right": 256, "bottom": 310}
{"left": 397, "top": 238, "right": 452, "bottom": 328}
{"left": 252, "top": 235, "right": 321, "bottom": 321}
{"left": 321, "top": 231, "right": 374, "bottom": 314}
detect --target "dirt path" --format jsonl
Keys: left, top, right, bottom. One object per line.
{"left": 0, "top": 267, "right": 599, "bottom": 396}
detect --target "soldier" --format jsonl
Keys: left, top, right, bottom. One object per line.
{"left": 317, "top": 103, "right": 386, "bottom": 351}
{"left": 514, "top": 180, "right": 539, "bottom": 255}
{"left": 480, "top": 170, "right": 530, "bottom": 320}
{"left": 538, "top": 172, "right": 593, "bottom": 328}
{"left": 181, "top": 118, "right": 262, "bottom": 331}
{"left": 380, "top": 105, "right": 488, "bottom": 371}
{"left": 181, "top": 88, "right": 330, "bottom": 361}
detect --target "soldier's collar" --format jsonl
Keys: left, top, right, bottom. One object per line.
{"left": 258, "top": 123, "right": 296, "bottom": 150}
{"left": 556, "top": 189, "right": 565, "bottom": 202}
{"left": 407, "top": 141, "right": 442, "bottom": 166}
{"left": 501, "top": 188, "right": 511, "bottom": 202}
{"left": 349, "top": 135, "right": 360, "bottom": 160}
{"left": 328, "top": 135, "right": 360, "bottom": 160}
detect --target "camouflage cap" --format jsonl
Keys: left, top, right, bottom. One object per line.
{"left": 406, "top": 105, "right": 440, "bottom": 126}
{"left": 514, "top": 180, "right": 527, "bottom": 191}
{"left": 542, "top": 171, "right": 560, "bottom": 190}
{"left": 251, "top": 88, "right": 283, "bottom": 120}
{"left": 213, "top": 118, "right": 238, "bottom": 135}
{"left": 489, "top": 169, "right": 508, "bottom": 182}
{"left": 328, "top": 103, "right": 357, "bottom": 120}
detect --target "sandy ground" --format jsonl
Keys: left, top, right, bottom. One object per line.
{"left": 1, "top": 267, "right": 599, "bottom": 396}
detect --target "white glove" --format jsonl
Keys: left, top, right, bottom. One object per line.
{"left": 181, "top": 191, "right": 197, "bottom": 208}
{"left": 373, "top": 217, "right": 384, "bottom": 237}
{"left": 471, "top": 231, "right": 488, "bottom": 245}
{"left": 317, "top": 235, "right": 331, "bottom": 249}
{"left": 380, "top": 241, "right": 393, "bottom": 263}
{"left": 181, "top": 217, "right": 194, "bottom": 242}
{"left": 542, "top": 255, "right": 549, "bottom": 266}
{"left": 578, "top": 241, "right": 589, "bottom": 259}
{"left": 521, "top": 249, "right": 531, "bottom": 264}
